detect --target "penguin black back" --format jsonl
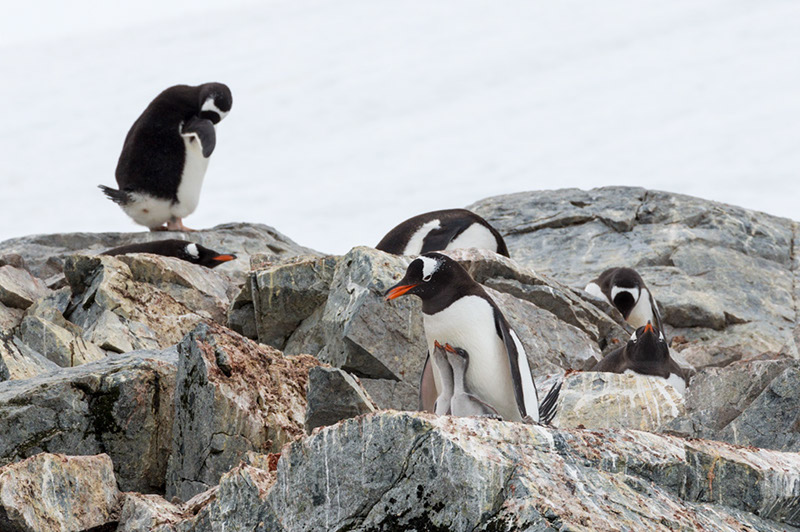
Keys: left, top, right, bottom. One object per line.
{"left": 102, "top": 240, "right": 236, "bottom": 268}
{"left": 376, "top": 209, "right": 509, "bottom": 257}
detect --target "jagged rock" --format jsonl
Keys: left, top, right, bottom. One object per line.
{"left": 227, "top": 276, "right": 257, "bottom": 339}
{"left": 0, "top": 453, "right": 121, "bottom": 532}
{"left": 471, "top": 187, "right": 797, "bottom": 364}
{"left": 250, "top": 412, "right": 800, "bottom": 531}
{"left": 552, "top": 371, "right": 685, "bottom": 431}
{"left": 0, "top": 336, "right": 60, "bottom": 382}
{"left": 19, "top": 310, "right": 106, "bottom": 368}
{"left": 249, "top": 255, "right": 339, "bottom": 349}
{"left": 0, "top": 265, "right": 50, "bottom": 310}
{"left": 0, "top": 348, "right": 176, "bottom": 493}
{"left": 0, "top": 222, "right": 319, "bottom": 281}
{"left": 304, "top": 366, "right": 377, "bottom": 433}
{"left": 166, "top": 323, "right": 319, "bottom": 502}
{"left": 117, "top": 493, "right": 184, "bottom": 532}
{"left": 0, "top": 303, "right": 23, "bottom": 335}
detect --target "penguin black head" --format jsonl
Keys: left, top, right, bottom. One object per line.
{"left": 625, "top": 321, "right": 669, "bottom": 362}
{"left": 384, "top": 252, "right": 472, "bottom": 304}
{"left": 102, "top": 240, "right": 236, "bottom": 269}
{"left": 198, "top": 83, "right": 233, "bottom": 124}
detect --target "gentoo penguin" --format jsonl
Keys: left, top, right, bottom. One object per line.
{"left": 99, "top": 82, "right": 233, "bottom": 232}
{"left": 376, "top": 209, "right": 510, "bottom": 257}
{"left": 443, "top": 344, "right": 501, "bottom": 418}
{"left": 102, "top": 240, "right": 236, "bottom": 268}
{"left": 384, "top": 252, "right": 559, "bottom": 423}
{"left": 593, "top": 322, "right": 689, "bottom": 394}
{"left": 431, "top": 341, "right": 454, "bottom": 416}
{"left": 585, "top": 267, "right": 664, "bottom": 333}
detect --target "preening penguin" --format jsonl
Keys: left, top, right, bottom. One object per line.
{"left": 100, "top": 82, "right": 233, "bottom": 232}
{"left": 102, "top": 240, "right": 236, "bottom": 268}
{"left": 585, "top": 267, "right": 664, "bottom": 333}
{"left": 376, "top": 209, "right": 509, "bottom": 257}
{"left": 385, "top": 252, "right": 559, "bottom": 423}
{"left": 593, "top": 322, "right": 690, "bottom": 394}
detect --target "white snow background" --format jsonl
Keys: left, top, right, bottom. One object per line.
{"left": 0, "top": 0, "right": 798, "bottom": 254}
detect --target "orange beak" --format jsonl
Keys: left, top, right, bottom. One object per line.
{"left": 212, "top": 254, "right": 236, "bottom": 263}
{"left": 643, "top": 322, "right": 655, "bottom": 334}
{"left": 385, "top": 284, "right": 418, "bottom": 300}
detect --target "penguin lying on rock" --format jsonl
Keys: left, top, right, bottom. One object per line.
{"left": 102, "top": 240, "right": 236, "bottom": 268}
{"left": 585, "top": 267, "right": 664, "bottom": 333}
{"left": 377, "top": 209, "right": 509, "bottom": 257}
{"left": 100, "top": 82, "right": 232, "bottom": 232}
{"left": 593, "top": 322, "right": 690, "bottom": 394}
{"left": 385, "top": 252, "right": 560, "bottom": 423}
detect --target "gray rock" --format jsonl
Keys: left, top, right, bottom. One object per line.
{"left": 0, "top": 453, "right": 121, "bottom": 532}
{"left": 0, "top": 348, "right": 177, "bottom": 493}
{"left": 471, "top": 187, "right": 797, "bottom": 365}
{"left": 117, "top": 493, "right": 184, "bottom": 532}
{"left": 0, "top": 222, "right": 319, "bottom": 281}
{"left": 252, "top": 412, "right": 800, "bottom": 531}
{"left": 304, "top": 366, "right": 377, "bottom": 433}
{"left": 166, "top": 323, "right": 319, "bottom": 502}
{"left": 0, "top": 336, "right": 60, "bottom": 382}
{"left": 0, "top": 265, "right": 50, "bottom": 310}
{"left": 0, "top": 303, "right": 23, "bottom": 336}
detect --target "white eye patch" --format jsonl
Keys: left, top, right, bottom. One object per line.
{"left": 202, "top": 97, "right": 228, "bottom": 120}
{"left": 418, "top": 256, "right": 441, "bottom": 280}
{"left": 630, "top": 329, "right": 638, "bottom": 342}
{"left": 186, "top": 243, "right": 200, "bottom": 259}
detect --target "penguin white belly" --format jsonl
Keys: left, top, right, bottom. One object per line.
{"left": 424, "top": 296, "right": 520, "bottom": 421}
{"left": 121, "top": 192, "right": 174, "bottom": 228}
{"left": 172, "top": 135, "right": 210, "bottom": 218}
{"left": 627, "top": 290, "right": 655, "bottom": 329}
{"left": 402, "top": 220, "right": 441, "bottom": 255}
{"left": 446, "top": 224, "right": 497, "bottom": 252}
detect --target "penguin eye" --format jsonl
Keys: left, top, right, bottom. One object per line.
{"left": 422, "top": 274, "right": 432, "bottom": 282}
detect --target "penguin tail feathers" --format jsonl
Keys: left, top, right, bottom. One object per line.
{"left": 99, "top": 185, "right": 130, "bottom": 205}
{"left": 538, "top": 379, "right": 562, "bottom": 425}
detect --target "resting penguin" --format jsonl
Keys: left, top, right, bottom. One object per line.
{"left": 593, "top": 322, "right": 690, "bottom": 394}
{"left": 102, "top": 240, "right": 236, "bottom": 268}
{"left": 100, "top": 82, "right": 233, "bottom": 232}
{"left": 376, "top": 209, "right": 509, "bottom": 257}
{"left": 385, "top": 252, "right": 560, "bottom": 423}
{"left": 585, "top": 267, "right": 664, "bottom": 333}
{"left": 443, "top": 343, "right": 501, "bottom": 418}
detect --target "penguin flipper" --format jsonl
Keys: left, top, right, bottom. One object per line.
{"left": 98, "top": 185, "right": 130, "bottom": 206}
{"left": 419, "top": 353, "right": 437, "bottom": 413}
{"left": 538, "top": 379, "right": 562, "bottom": 425}
{"left": 182, "top": 117, "right": 216, "bottom": 158}
{"left": 419, "top": 218, "right": 474, "bottom": 253}
{"left": 648, "top": 290, "right": 666, "bottom": 336}
{"left": 493, "top": 307, "right": 538, "bottom": 421}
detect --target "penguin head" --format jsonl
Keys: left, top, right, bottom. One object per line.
{"left": 625, "top": 321, "right": 669, "bottom": 362}
{"left": 443, "top": 343, "right": 470, "bottom": 372}
{"left": 609, "top": 268, "right": 644, "bottom": 319}
{"left": 179, "top": 242, "right": 237, "bottom": 268}
{"left": 384, "top": 252, "right": 467, "bottom": 302}
{"left": 198, "top": 83, "right": 233, "bottom": 124}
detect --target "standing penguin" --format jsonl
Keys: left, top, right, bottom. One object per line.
{"left": 585, "top": 267, "right": 664, "bottom": 333}
{"left": 385, "top": 252, "right": 559, "bottom": 423}
{"left": 376, "top": 209, "right": 509, "bottom": 257}
{"left": 100, "top": 82, "right": 233, "bottom": 231}
{"left": 101, "top": 240, "right": 236, "bottom": 268}
{"left": 593, "top": 322, "right": 690, "bottom": 394}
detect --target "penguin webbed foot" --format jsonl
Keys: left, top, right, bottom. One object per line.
{"left": 165, "top": 217, "right": 197, "bottom": 232}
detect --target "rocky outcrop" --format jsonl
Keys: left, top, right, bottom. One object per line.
{"left": 166, "top": 323, "right": 319, "bottom": 502}
{"left": 0, "top": 453, "right": 121, "bottom": 532}
{"left": 304, "top": 366, "right": 377, "bottom": 433}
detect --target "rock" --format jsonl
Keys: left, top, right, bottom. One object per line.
{"left": 0, "top": 453, "right": 121, "bottom": 532}
{"left": 166, "top": 323, "right": 319, "bottom": 502}
{"left": 552, "top": 371, "right": 685, "bottom": 431}
{"left": 0, "top": 348, "right": 176, "bottom": 493}
{"left": 0, "top": 335, "right": 60, "bottom": 382}
{"left": 0, "top": 222, "right": 319, "bottom": 281}
{"left": 254, "top": 412, "right": 800, "bottom": 531}
{"left": 304, "top": 366, "right": 377, "bottom": 433}
{"left": 0, "top": 265, "right": 50, "bottom": 310}
{"left": 471, "top": 187, "right": 797, "bottom": 364}
{"left": 0, "top": 303, "right": 23, "bottom": 335}
{"left": 227, "top": 277, "right": 257, "bottom": 339}
{"left": 720, "top": 365, "right": 800, "bottom": 452}
{"left": 117, "top": 493, "right": 184, "bottom": 532}
{"left": 249, "top": 255, "right": 339, "bottom": 349}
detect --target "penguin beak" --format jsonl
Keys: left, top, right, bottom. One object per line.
{"left": 643, "top": 322, "right": 655, "bottom": 335}
{"left": 385, "top": 283, "right": 418, "bottom": 300}
{"left": 212, "top": 254, "right": 236, "bottom": 263}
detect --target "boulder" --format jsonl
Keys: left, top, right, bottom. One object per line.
{"left": 552, "top": 371, "right": 685, "bottom": 431}
{"left": 304, "top": 366, "right": 377, "bottom": 433}
{"left": 165, "top": 323, "right": 319, "bottom": 502}
{"left": 0, "top": 348, "right": 176, "bottom": 493}
{"left": 0, "top": 453, "right": 121, "bottom": 532}
{"left": 0, "top": 336, "right": 59, "bottom": 382}
{"left": 117, "top": 493, "right": 184, "bottom": 532}
{"left": 471, "top": 187, "right": 797, "bottom": 365}
{"left": 0, "top": 265, "right": 50, "bottom": 311}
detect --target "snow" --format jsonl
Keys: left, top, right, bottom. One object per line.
{"left": 1, "top": 0, "right": 798, "bottom": 254}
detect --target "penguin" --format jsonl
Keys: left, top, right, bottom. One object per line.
{"left": 585, "top": 267, "right": 664, "bottom": 333}
{"left": 376, "top": 209, "right": 510, "bottom": 257}
{"left": 431, "top": 341, "right": 454, "bottom": 416}
{"left": 100, "top": 82, "right": 233, "bottom": 232}
{"left": 593, "top": 321, "right": 690, "bottom": 394}
{"left": 443, "top": 343, "right": 501, "bottom": 418}
{"left": 102, "top": 240, "right": 236, "bottom": 268}
{"left": 384, "top": 252, "right": 559, "bottom": 423}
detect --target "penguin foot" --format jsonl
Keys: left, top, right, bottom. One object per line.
{"left": 165, "top": 217, "right": 196, "bottom": 232}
